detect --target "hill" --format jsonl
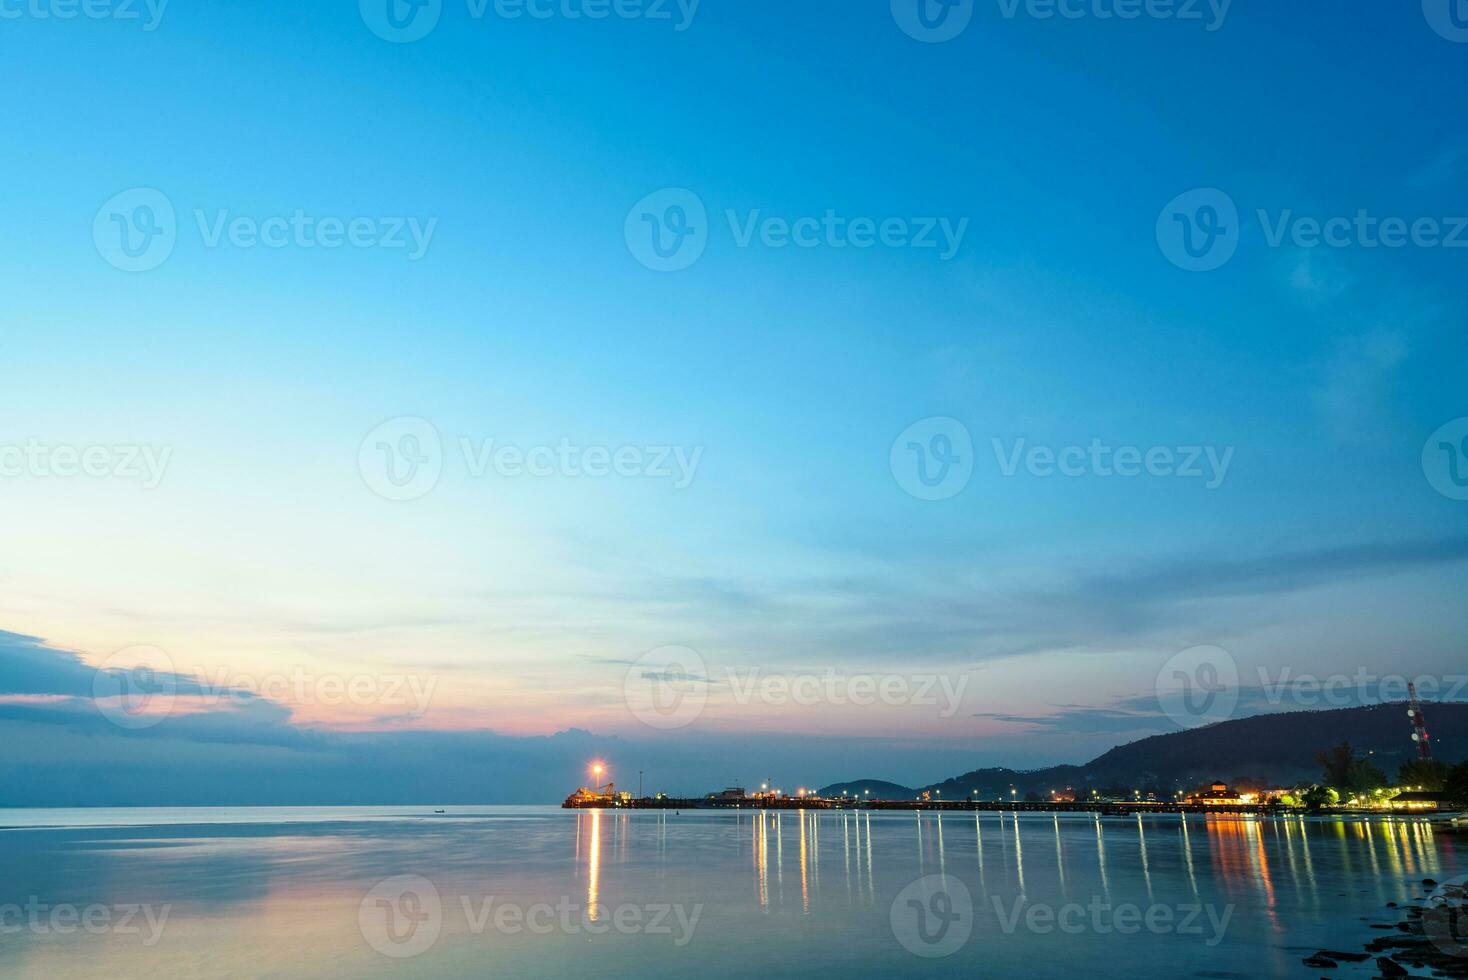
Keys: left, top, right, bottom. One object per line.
{"left": 816, "top": 778, "right": 916, "bottom": 799}
{"left": 820, "top": 701, "right": 1468, "bottom": 800}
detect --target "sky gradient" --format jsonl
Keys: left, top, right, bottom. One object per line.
{"left": 2, "top": 1, "right": 1467, "bottom": 801}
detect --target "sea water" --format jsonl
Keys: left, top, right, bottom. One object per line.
{"left": 0, "top": 807, "right": 1457, "bottom": 978}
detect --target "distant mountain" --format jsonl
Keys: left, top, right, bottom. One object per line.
{"left": 821, "top": 701, "right": 1468, "bottom": 800}
{"left": 817, "top": 778, "right": 916, "bottom": 800}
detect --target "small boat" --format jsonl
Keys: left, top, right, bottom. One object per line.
{"left": 434, "top": 809, "right": 445, "bottom": 814}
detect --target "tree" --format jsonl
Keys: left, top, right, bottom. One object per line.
{"left": 1398, "top": 758, "right": 1450, "bottom": 791}
{"left": 1316, "top": 742, "right": 1387, "bottom": 796}
{"left": 1317, "top": 742, "right": 1355, "bottom": 790}
{"left": 1300, "top": 785, "right": 1339, "bottom": 812}
{"left": 1347, "top": 758, "right": 1388, "bottom": 796}
{"left": 1444, "top": 761, "right": 1468, "bottom": 805}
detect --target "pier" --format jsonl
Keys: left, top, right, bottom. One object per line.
{"left": 562, "top": 795, "right": 1279, "bottom": 816}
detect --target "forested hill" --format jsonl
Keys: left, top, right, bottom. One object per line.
{"left": 820, "top": 701, "right": 1468, "bottom": 799}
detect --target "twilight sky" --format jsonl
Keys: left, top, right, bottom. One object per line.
{"left": 2, "top": 1, "right": 1467, "bottom": 802}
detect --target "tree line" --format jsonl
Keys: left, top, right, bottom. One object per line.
{"left": 1297, "top": 742, "right": 1468, "bottom": 810}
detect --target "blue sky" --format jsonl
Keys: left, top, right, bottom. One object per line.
{"left": 1, "top": 1, "right": 1467, "bottom": 801}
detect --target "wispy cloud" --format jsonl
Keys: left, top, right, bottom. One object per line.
{"left": 485, "top": 535, "right": 1468, "bottom": 669}
{"left": 1311, "top": 329, "right": 1408, "bottom": 441}
{"left": 1407, "top": 141, "right": 1468, "bottom": 188}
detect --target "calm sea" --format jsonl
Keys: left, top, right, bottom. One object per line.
{"left": 0, "top": 806, "right": 1459, "bottom": 978}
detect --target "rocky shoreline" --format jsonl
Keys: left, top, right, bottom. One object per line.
{"left": 1302, "top": 878, "right": 1468, "bottom": 978}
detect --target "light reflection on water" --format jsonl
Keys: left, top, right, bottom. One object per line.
{"left": 0, "top": 807, "right": 1458, "bottom": 979}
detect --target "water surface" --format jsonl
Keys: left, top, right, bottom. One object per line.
{"left": 0, "top": 807, "right": 1456, "bottom": 978}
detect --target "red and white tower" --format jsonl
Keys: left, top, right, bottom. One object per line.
{"left": 1408, "top": 682, "right": 1433, "bottom": 759}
